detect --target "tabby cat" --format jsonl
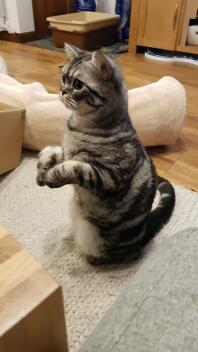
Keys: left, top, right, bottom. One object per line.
{"left": 36, "top": 44, "right": 175, "bottom": 265}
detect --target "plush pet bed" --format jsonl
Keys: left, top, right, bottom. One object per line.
{"left": 0, "top": 58, "right": 186, "bottom": 150}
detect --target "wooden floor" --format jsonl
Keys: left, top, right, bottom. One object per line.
{"left": 0, "top": 41, "right": 197, "bottom": 191}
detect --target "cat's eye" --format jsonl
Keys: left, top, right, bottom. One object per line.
{"left": 73, "top": 79, "right": 83, "bottom": 90}
{"left": 62, "top": 75, "right": 66, "bottom": 84}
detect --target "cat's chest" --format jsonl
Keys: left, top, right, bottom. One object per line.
{"left": 63, "top": 125, "right": 81, "bottom": 160}
{"left": 74, "top": 186, "right": 102, "bottom": 217}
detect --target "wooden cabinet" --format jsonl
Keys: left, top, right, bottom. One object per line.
{"left": 32, "top": 0, "right": 75, "bottom": 39}
{"left": 129, "top": 0, "right": 198, "bottom": 55}
{"left": 176, "top": 0, "right": 198, "bottom": 53}
{"left": 137, "top": 0, "right": 183, "bottom": 50}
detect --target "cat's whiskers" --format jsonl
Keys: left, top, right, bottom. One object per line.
{"left": 62, "top": 94, "right": 77, "bottom": 110}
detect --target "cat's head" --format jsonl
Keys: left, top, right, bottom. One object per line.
{"left": 60, "top": 44, "right": 127, "bottom": 129}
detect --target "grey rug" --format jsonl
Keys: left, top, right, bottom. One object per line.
{"left": 0, "top": 152, "right": 198, "bottom": 351}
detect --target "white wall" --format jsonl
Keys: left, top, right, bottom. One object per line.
{"left": 4, "top": 0, "right": 35, "bottom": 33}
{"left": 0, "top": 0, "right": 5, "bottom": 16}
{"left": 96, "top": 0, "right": 116, "bottom": 13}
{"left": 0, "top": 0, "right": 6, "bottom": 27}
{"left": 16, "top": 0, "right": 35, "bottom": 32}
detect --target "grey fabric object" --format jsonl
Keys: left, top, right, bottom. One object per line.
{"left": 79, "top": 228, "right": 198, "bottom": 352}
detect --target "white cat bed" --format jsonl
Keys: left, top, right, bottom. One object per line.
{"left": 0, "top": 74, "right": 67, "bottom": 150}
{"left": 0, "top": 60, "right": 186, "bottom": 150}
{"left": 128, "top": 76, "right": 186, "bottom": 146}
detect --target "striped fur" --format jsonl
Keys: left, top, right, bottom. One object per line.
{"left": 37, "top": 45, "right": 175, "bottom": 265}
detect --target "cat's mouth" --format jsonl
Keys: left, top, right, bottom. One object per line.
{"left": 60, "top": 93, "right": 77, "bottom": 110}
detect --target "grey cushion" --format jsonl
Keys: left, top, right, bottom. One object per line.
{"left": 79, "top": 228, "right": 198, "bottom": 352}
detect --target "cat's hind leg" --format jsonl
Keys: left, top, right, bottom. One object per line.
{"left": 75, "top": 217, "right": 102, "bottom": 257}
{"left": 74, "top": 215, "right": 108, "bottom": 265}
{"left": 87, "top": 254, "right": 111, "bottom": 265}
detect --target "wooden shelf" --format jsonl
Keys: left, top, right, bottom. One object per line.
{"left": 176, "top": 45, "right": 198, "bottom": 55}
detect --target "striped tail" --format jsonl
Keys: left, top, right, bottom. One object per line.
{"left": 143, "top": 176, "right": 175, "bottom": 246}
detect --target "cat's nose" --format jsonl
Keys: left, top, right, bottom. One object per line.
{"left": 62, "top": 89, "right": 67, "bottom": 95}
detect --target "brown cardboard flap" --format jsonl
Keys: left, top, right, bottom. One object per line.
{"left": 0, "top": 102, "right": 25, "bottom": 114}
{"left": 0, "top": 104, "right": 25, "bottom": 175}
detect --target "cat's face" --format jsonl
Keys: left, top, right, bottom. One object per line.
{"left": 60, "top": 44, "right": 127, "bottom": 128}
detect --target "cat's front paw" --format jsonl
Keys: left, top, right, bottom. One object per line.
{"left": 37, "top": 146, "right": 64, "bottom": 171}
{"left": 37, "top": 166, "right": 64, "bottom": 188}
{"left": 36, "top": 169, "right": 47, "bottom": 186}
{"left": 37, "top": 146, "right": 64, "bottom": 187}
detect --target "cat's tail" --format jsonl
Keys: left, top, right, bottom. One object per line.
{"left": 144, "top": 176, "right": 175, "bottom": 245}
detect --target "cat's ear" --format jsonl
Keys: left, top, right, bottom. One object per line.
{"left": 64, "top": 43, "right": 82, "bottom": 59}
{"left": 91, "top": 50, "right": 112, "bottom": 80}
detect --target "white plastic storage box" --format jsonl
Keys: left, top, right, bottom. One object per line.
{"left": 47, "top": 12, "right": 120, "bottom": 50}
{"left": 187, "top": 26, "right": 198, "bottom": 46}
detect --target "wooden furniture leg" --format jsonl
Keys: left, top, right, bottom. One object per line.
{"left": 128, "top": 0, "right": 141, "bottom": 54}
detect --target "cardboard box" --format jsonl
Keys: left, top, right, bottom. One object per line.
{"left": 0, "top": 102, "right": 25, "bottom": 175}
